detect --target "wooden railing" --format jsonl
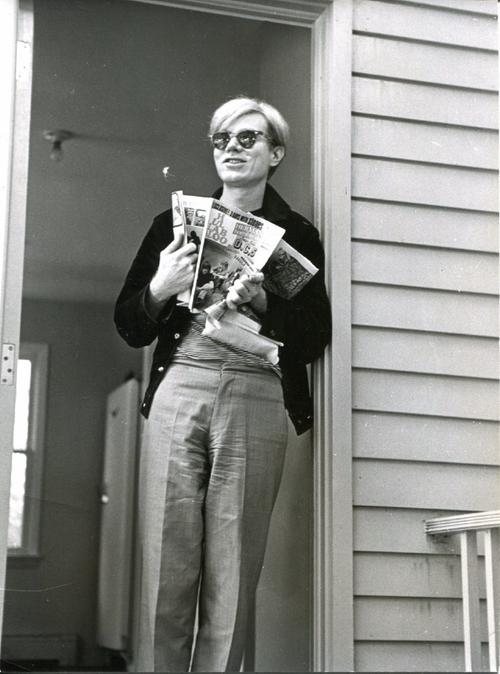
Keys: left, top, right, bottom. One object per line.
{"left": 426, "top": 510, "right": 500, "bottom": 672}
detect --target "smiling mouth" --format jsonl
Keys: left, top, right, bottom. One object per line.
{"left": 224, "top": 158, "right": 245, "bottom": 164}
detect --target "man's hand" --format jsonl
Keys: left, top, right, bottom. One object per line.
{"left": 149, "top": 231, "right": 198, "bottom": 303}
{"left": 226, "top": 272, "right": 267, "bottom": 314}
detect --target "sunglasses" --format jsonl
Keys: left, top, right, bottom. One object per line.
{"left": 209, "top": 129, "right": 273, "bottom": 150}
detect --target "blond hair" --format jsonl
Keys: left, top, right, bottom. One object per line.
{"left": 209, "top": 96, "right": 289, "bottom": 152}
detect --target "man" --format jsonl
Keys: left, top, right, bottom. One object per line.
{"left": 115, "top": 97, "right": 331, "bottom": 671}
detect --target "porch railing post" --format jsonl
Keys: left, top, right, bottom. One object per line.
{"left": 425, "top": 510, "right": 500, "bottom": 673}
{"left": 460, "top": 531, "right": 482, "bottom": 671}
{"left": 484, "top": 528, "right": 500, "bottom": 672}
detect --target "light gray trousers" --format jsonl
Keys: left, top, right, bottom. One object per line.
{"left": 135, "top": 360, "right": 288, "bottom": 672}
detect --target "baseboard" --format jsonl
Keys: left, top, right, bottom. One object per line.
{"left": 1, "top": 634, "right": 80, "bottom": 667}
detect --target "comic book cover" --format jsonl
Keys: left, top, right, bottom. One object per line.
{"left": 171, "top": 190, "right": 185, "bottom": 235}
{"left": 184, "top": 197, "right": 285, "bottom": 311}
{"left": 262, "top": 238, "right": 319, "bottom": 300}
{"left": 175, "top": 194, "right": 211, "bottom": 306}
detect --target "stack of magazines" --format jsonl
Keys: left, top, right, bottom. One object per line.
{"left": 171, "top": 190, "right": 319, "bottom": 363}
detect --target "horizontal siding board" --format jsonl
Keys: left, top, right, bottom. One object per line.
{"left": 352, "top": 284, "right": 499, "bottom": 337}
{"left": 354, "top": 597, "right": 488, "bottom": 641}
{"left": 352, "top": 327, "right": 499, "bottom": 379}
{"left": 353, "top": 77, "right": 499, "bottom": 130}
{"left": 353, "top": 35, "right": 499, "bottom": 91}
{"left": 355, "top": 641, "right": 489, "bottom": 673}
{"left": 352, "top": 157, "right": 499, "bottom": 211}
{"left": 352, "top": 200, "right": 499, "bottom": 253}
{"left": 353, "top": 370, "right": 499, "bottom": 420}
{"left": 354, "top": 507, "right": 469, "bottom": 555}
{"left": 352, "top": 241, "right": 498, "bottom": 294}
{"left": 353, "top": 459, "right": 500, "bottom": 510}
{"left": 353, "top": 411, "right": 500, "bottom": 465}
{"left": 354, "top": 0, "right": 498, "bottom": 50}
{"left": 352, "top": 77, "right": 499, "bottom": 129}
{"left": 352, "top": 116, "right": 498, "bottom": 170}
{"left": 354, "top": 551, "right": 486, "bottom": 598}
{"left": 395, "top": 0, "right": 498, "bottom": 15}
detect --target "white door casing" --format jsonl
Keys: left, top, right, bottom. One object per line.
{"left": 0, "top": 0, "right": 353, "bottom": 669}
{"left": 0, "top": 0, "right": 33, "bottom": 646}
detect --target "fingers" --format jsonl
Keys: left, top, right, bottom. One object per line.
{"left": 244, "top": 271, "right": 264, "bottom": 284}
{"left": 226, "top": 278, "right": 253, "bottom": 307}
{"left": 163, "top": 229, "right": 185, "bottom": 254}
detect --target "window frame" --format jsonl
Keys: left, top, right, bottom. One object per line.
{"left": 8, "top": 341, "right": 48, "bottom": 558}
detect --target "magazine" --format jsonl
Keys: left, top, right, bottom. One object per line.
{"left": 262, "top": 238, "right": 319, "bottom": 300}
{"left": 171, "top": 192, "right": 211, "bottom": 306}
{"left": 169, "top": 190, "right": 319, "bottom": 360}
{"left": 172, "top": 193, "right": 285, "bottom": 311}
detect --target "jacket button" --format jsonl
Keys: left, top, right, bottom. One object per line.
{"left": 270, "top": 329, "right": 276, "bottom": 337}
{"left": 174, "top": 333, "right": 180, "bottom": 340}
{"left": 158, "top": 366, "right": 164, "bottom": 372}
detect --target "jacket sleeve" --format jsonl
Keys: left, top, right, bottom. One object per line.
{"left": 114, "top": 211, "right": 176, "bottom": 348}
{"left": 261, "top": 220, "right": 332, "bottom": 365}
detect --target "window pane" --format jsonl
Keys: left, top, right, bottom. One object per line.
{"left": 13, "top": 359, "right": 31, "bottom": 450}
{"left": 8, "top": 452, "right": 27, "bottom": 549}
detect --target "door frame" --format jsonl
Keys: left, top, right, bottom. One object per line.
{"left": 0, "top": 0, "right": 353, "bottom": 669}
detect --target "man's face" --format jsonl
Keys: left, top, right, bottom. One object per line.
{"left": 213, "top": 112, "right": 283, "bottom": 189}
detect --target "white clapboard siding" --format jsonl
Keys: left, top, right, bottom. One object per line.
{"left": 353, "top": 411, "right": 500, "bottom": 465}
{"left": 354, "top": 597, "right": 488, "bottom": 642}
{"left": 350, "top": 1, "right": 499, "bottom": 669}
{"left": 354, "top": 460, "right": 500, "bottom": 511}
{"left": 352, "top": 328, "right": 498, "bottom": 379}
{"left": 353, "top": 35, "right": 498, "bottom": 90}
{"left": 352, "top": 117, "right": 498, "bottom": 170}
{"left": 352, "top": 157, "right": 498, "bottom": 210}
{"left": 352, "top": 284, "right": 499, "bottom": 337}
{"left": 353, "top": 242, "right": 498, "bottom": 294}
{"left": 353, "top": 370, "right": 499, "bottom": 420}
{"left": 354, "top": 507, "right": 469, "bottom": 555}
{"left": 354, "top": 0, "right": 498, "bottom": 50}
{"left": 395, "top": 0, "right": 497, "bottom": 15}
{"left": 354, "top": 552, "right": 486, "bottom": 598}
{"left": 355, "top": 642, "right": 490, "bottom": 673}
{"left": 353, "top": 77, "right": 499, "bottom": 130}
{"left": 352, "top": 200, "right": 499, "bottom": 252}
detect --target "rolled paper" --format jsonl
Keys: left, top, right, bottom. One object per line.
{"left": 204, "top": 300, "right": 228, "bottom": 326}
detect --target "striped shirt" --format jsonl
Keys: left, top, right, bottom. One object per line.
{"left": 172, "top": 313, "right": 281, "bottom": 377}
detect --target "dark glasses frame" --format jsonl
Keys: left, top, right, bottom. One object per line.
{"left": 209, "top": 129, "right": 274, "bottom": 150}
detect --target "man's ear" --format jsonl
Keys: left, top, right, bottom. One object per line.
{"left": 270, "top": 145, "right": 285, "bottom": 167}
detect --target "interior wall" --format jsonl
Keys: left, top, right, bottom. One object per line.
{"left": 6, "top": 2, "right": 262, "bottom": 665}
{"left": 23, "top": 0, "right": 263, "bottom": 303}
{"left": 255, "top": 22, "right": 312, "bottom": 673}
{"left": 4, "top": 299, "right": 141, "bottom": 666}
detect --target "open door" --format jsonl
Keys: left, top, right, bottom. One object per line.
{"left": 0, "top": 0, "right": 354, "bottom": 670}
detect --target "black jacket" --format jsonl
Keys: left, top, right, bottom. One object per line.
{"left": 114, "top": 184, "right": 332, "bottom": 435}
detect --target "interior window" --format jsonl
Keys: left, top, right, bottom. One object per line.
{"left": 8, "top": 343, "right": 48, "bottom": 557}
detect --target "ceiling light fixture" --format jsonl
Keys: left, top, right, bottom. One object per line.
{"left": 42, "top": 129, "right": 75, "bottom": 161}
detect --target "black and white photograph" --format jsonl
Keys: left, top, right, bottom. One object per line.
{"left": 0, "top": 0, "right": 498, "bottom": 672}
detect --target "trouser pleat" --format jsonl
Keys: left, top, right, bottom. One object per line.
{"left": 136, "top": 363, "right": 288, "bottom": 672}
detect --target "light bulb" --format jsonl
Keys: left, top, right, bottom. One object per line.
{"left": 49, "top": 140, "right": 63, "bottom": 162}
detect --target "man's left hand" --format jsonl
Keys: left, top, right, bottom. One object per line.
{"left": 226, "top": 272, "right": 267, "bottom": 314}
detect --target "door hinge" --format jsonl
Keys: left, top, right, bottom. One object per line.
{"left": 1, "top": 343, "right": 16, "bottom": 385}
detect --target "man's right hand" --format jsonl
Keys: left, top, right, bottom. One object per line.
{"left": 149, "top": 230, "right": 198, "bottom": 303}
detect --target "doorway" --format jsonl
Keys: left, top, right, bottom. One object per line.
{"left": 1, "top": 0, "right": 313, "bottom": 669}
